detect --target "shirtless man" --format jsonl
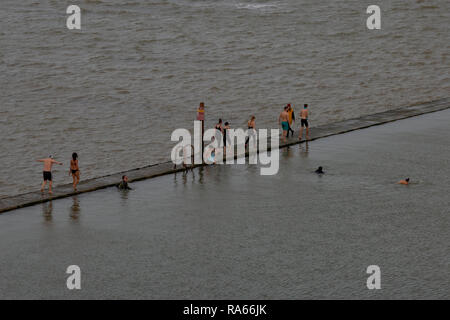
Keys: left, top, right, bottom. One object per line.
{"left": 245, "top": 115, "right": 256, "bottom": 147}
{"left": 36, "top": 156, "right": 63, "bottom": 194}
{"left": 279, "top": 106, "right": 290, "bottom": 143}
{"left": 298, "top": 104, "right": 310, "bottom": 141}
{"left": 398, "top": 178, "right": 410, "bottom": 185}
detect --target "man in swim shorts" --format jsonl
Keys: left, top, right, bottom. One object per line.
{"left": 299, "top": 104, "right": 310, "bottom": 141}
{"left": 279, "top": 106, "right": 290, "bottom": 143}
{"left": 37, "top": 156, "right": 63, "bottom": 194}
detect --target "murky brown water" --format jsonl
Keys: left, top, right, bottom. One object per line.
{"left": 1, "top": 0, "right": 449, "bottom": 197}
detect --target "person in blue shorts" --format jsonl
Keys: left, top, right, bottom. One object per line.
{"left": 279, "top": 106, "right": 290, "bottom": 143}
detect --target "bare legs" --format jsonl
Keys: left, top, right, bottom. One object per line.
{"left": 41, "top": 180, "right": 54, "bottom": 194}
{"left": 72, "top": 172, "right": 80, "bottom": 191}
{"left": 40, "top": 181, "right": 47, "bottom": 193}
{"left": 282, "top": 130, "right": 287, "bottom": 143}
{"left": 298, "top": 126, "right": 310, "bottom": 141}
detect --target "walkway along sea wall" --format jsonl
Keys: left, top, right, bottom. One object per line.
{"left": 0, "top": 98, "right": 449, "bottom": 214}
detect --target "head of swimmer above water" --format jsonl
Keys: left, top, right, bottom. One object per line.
{"left": 122, "top": 175, "right": 128, "bottom": 183}
{"left": 399, "top": 178, "right": 410, "bottom": 185}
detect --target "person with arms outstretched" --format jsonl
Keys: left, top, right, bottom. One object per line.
{"left": 37, "top": 156, "right": 63, "bottom": 194}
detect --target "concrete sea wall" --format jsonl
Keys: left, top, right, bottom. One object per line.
{"left": 0, "top": 98, "right": 449, "bottom": 214}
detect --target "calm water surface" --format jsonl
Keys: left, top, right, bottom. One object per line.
{"left": 0, "top": 110, "right": 449, "bottom": 299}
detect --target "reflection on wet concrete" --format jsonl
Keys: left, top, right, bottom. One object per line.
{"left": 174, "top": 166, "right": 205, "bottom": 186}
{"left": 197, "top": 166, "right": 204, "bottom": 184}
{"left": 282, "top": 145, "right": 294, "bottom": 159}
{"left": 42, "top": 201, "right": 52, "bottom": 222}
{"left": 299, "top": 141, "right": 309, "bottom": 158}
{"left": 120, "top": 190, "right": 130, "bottom": 202}
{"left": 70, "top": 196, "right": 81, "bottom": 221}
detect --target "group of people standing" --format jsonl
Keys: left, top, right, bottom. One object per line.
{"left": 36, "top": 104, "right": 310, "bottom": 194}
{"left": 36, "top": 153, "right": 133, "bottom": 194}
{"left": 36, "top": 153, "right": 80, "bottom": 194}
{"left": 214, "top": 115, "right": 257, "bottom": 151}
{"left": 279, "top": 103, "right": 310, "bottom": 143}
{"left": 212, "top": 103, "right": 309, "bottom": 152}
{"left": 213, "top": 103, "right": 309, "bottom": 149}
{"left": 35, "top": 102, "right": 412, "bottom": 195}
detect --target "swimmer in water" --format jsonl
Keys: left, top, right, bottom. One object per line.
{"left": 118, "top": 175, "right": 133, "bottom": 190}
{"left": 315, "top": 166, "right": 324, "bottom": 174}
{"left": 398, "top": 178, "right": 410, "bottom": 185}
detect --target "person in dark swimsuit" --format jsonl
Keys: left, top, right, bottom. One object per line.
{"left": 315, "top": 166, "right": 324, "bottom": 174}
{"left": 69, "top": 153, "right": 80, "bottom": 191}
{"left": 223, "top": 122, "right": 230, "bottom": 146}
{"left": 118, "top": 175, "right": 133, "bottom": 190}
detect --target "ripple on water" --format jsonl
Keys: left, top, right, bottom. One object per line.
{"left": 0, "top": 0, "right": 449, "bottom": 197}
